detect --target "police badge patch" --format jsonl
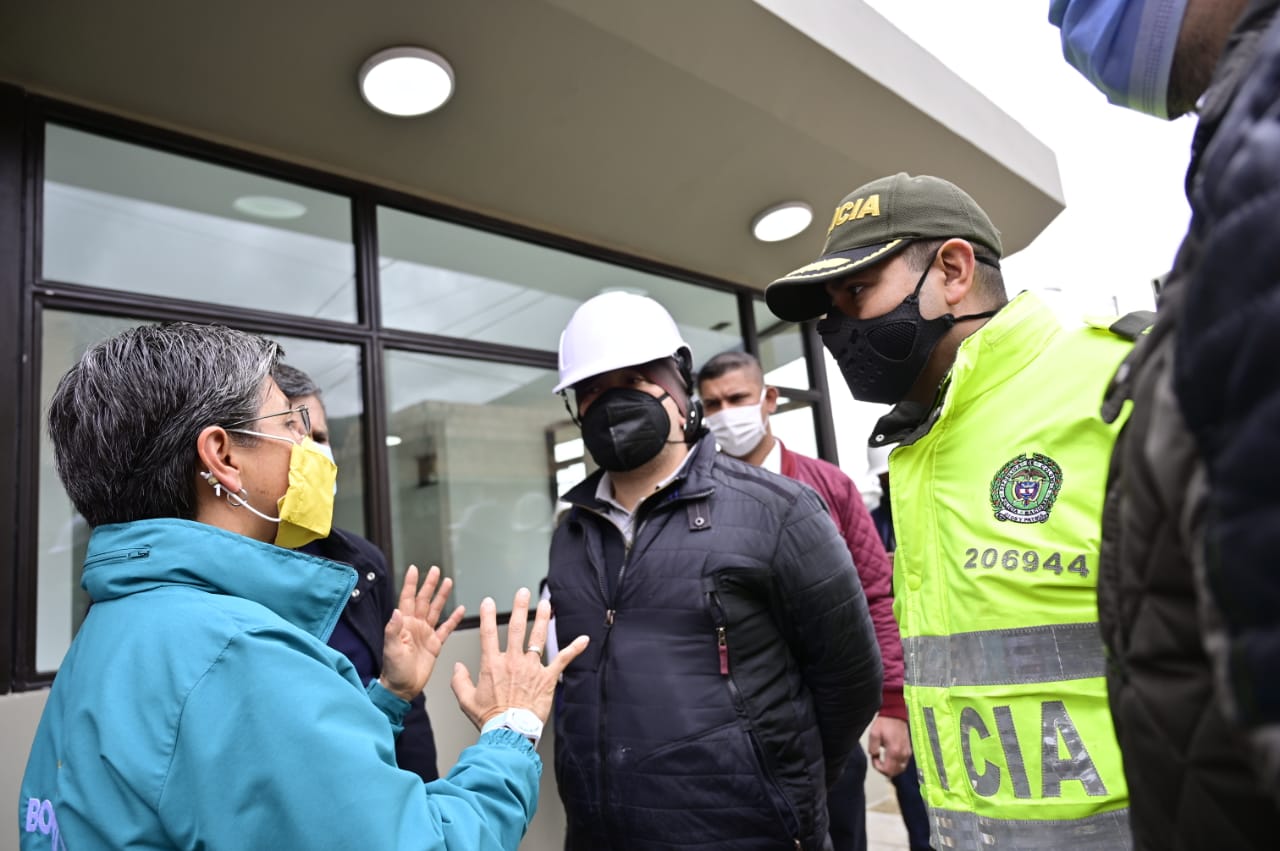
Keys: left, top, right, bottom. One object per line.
{"left": 990, "top": 453, "right": 1062, "bottom": 523}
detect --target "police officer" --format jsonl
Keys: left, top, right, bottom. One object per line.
{"left": 766, "top": 173, "right": 1141, "bottom": 849}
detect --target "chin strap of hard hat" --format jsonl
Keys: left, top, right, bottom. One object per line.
{"left": 670, "top": 348, "right": 704, "bottom": 445}
{"left": 560, "top": 392, "right": 583, "bottom": 428}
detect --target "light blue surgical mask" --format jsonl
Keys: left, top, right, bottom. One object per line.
{"left": 1050, "top": 0, "right": 1191, "bottom": 118}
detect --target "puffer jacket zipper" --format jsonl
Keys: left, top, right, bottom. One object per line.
{"left": 594, "top": 500, "right": 668, "bottom": 844}
{"left": 568, "top": 503, "right": 622, "bottom": 838}
{"left": 565, "top": 481, "right": 714, "bottom": 846}
{"left": 708, "top": 584, "right": 804, "bottom": 846}
{"left": 599, "top": 526, "right": 626, "bottom": 841}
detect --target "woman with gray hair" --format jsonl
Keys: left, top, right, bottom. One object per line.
{"left": 19, "top": 321, "right": 587, "bottom": 851}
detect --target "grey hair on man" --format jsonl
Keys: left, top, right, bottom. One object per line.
{"left": 48, "top": 322, "right": 281, "bottom": 528}
{"left": 273, "top": 362, "right": 321, "bottom": 402}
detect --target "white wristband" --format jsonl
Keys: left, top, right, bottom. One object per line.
{"left": 481, "top": 707, "right": 544, "bottom": 747}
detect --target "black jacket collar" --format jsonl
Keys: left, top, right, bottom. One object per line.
{"left": 561, "top": 432, "right": 717, "bottom": 513}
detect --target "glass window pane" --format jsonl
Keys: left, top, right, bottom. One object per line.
{"left": 753, "top": 298, "right": 808, "bottom": 380}
{"left": 36, "top": 312, "right": 366, "bottom": 672}
{"left": 747, "top": 299, "right": 820, "bottom": 456}
{"left": 770, "top": 399, "right": 818, "bottom": 460}
{"left": 556, "top": 463, "right": 587, "bottom": 494}
{"left": 554, "top": 437, "right": 584, "bottom": 465}
{"left": 36, "top": 312, "right": 140, "bottom": 672}
{"left": 549, "top": 422, "right": 592, "bottom": 514}
{"left": 43, "top": 125, "right": 357, "bottom": 322}
{"left": 764, "top": 358, "right": 810, "bottom": 392}
{"left": 378, "top": 207, "right": 742, "bottom": 357}
{"left": 384, "top": 350, "right": 569, "bottom": 614}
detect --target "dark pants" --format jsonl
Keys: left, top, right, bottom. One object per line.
{"left": 828, "top": 748, "right": 932, "bottom": 851}
{"left": 827, "top": 745, "right": 867, "bottom": 851}
{"left": 891, "top": 754, "right": 932, "bottom": 851}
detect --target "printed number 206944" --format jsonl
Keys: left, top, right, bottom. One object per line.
{"left": 963, "top": 547, "right": 1090, "bottom": 579}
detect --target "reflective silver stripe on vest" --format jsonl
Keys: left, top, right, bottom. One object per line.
{"left": 929, "top": 806, "right": 1131, "bottom": 850}
{"left": 904, "top": 622, "right": 1105, "bottom": 688}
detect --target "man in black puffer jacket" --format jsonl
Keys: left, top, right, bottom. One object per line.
{"left": 1054, "top": 1, "right": 1280, "bottom": 847}
{"left": 1174, "top": 0, "right": 1280, "bottom": 815}
{"left": 546, "top": 292, "right": 883, "bottom": 851}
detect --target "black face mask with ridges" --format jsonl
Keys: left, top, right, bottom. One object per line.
{"left": 818, "top": 251, "right": 995, "bottom": 405}
{"left": 579, "top": 388, "right": 673, "bottom": 472}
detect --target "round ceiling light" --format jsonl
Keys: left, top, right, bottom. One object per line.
{"left": 233, "top": 195, "right": 308, "bottom": 220}
{"left": 751, "top": 202, "right": 814, "bottom": 243}
{"left": 358, "top": 47, "right": 455, "bottom": 117}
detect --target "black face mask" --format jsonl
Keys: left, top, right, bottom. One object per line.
{"left": 580, "top": 388, "right": 674, "bottom": 472}
{"left": 818, "top": 254, "right": 995, "bottom": 405}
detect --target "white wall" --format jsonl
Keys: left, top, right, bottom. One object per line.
{"left": 0, "top": 691, "right": 50, "bottom": 851}
{"left": 426, "top": 628, "right": 566, "bottom": 850}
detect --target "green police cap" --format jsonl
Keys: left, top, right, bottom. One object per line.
{"left": 765, "top": 173, "right": 1003, "bottom": 322}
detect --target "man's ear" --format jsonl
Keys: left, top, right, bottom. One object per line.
{"left": 763, "top": 385, "right": 779, "bottom": 416}
{"left": 937, "top": 238, "right": 977, "bottom": 308}
{"left": 195, "top": 426, "right": 245, "bottom": 496}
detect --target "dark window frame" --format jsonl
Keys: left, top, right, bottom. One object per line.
{"left": 0, "top": 84, "right": 27, "bottom": 696}
{"left": 0, "top": 87, "right": 839, "bottom": 692}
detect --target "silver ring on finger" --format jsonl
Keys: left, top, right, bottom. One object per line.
{"left": 526, "top": 645, "right": 543, "bottom": 656}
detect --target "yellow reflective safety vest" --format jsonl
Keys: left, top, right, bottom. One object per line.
{"left": 888, "top": 292, "right": 1138, "bottom": 850}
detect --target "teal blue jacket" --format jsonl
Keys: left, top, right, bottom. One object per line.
{"left": 19, "top": 518, "right": 540, "bottom": 850}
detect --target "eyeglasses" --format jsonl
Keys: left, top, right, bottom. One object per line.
{"left": 225, "top": 405, "right": 311, "bottom": 440}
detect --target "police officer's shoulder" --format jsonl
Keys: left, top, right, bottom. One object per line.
{"left": 1082, "top": 310, "right": 1154, "bottom": 342}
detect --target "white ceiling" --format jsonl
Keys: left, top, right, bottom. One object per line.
{"left": 0, "top": 0, "right": 1064, "bottom": 291}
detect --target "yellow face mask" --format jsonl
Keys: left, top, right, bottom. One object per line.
{"left": 218, "top": 432, "right": 338, "bottom": 549}
{"left": 273, "top": 437, "right": 338, "bottom": 548}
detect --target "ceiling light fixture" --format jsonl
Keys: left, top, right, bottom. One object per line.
{"left": 751, "top": 202, "right": 813, "bottom": 243}
{"left": 233, "top": 195, "right": 307, "bottom": 220}
{"left": 358, "top": 47, "right": 455, "bottom": 117}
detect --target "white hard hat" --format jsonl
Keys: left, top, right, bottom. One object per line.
{"left": 553, "top": 292, "right": 692, "bottom": 394}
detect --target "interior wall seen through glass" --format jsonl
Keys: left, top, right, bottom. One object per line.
{"left": 42, "top": 125, "right": 357, "bottom": 322}
{"left": 384, "top": 349, "right": 568, "bottom": 615}
{"left": 35, "top": 311, "right": 364, "bottom": 672}
{"left": 377, "top": 206, "right": 743, "bottom": 364}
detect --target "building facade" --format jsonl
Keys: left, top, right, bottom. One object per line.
{"left": 0, "top": 1, "right": 1063, "bottom": 845}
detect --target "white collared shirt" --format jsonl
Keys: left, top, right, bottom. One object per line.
{"left": 760, "top": 438, "right": 783, "bottom": 476}
{"left": 594, "top": 449, "right": 696, "bottom": 545}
